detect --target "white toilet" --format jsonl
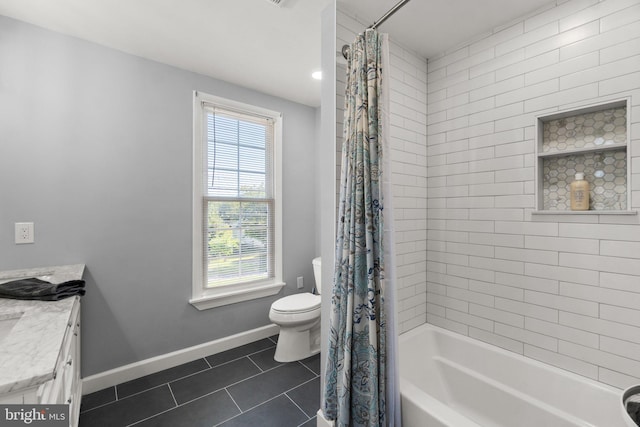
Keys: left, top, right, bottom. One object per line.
{"left": 269, "top": 257, "right": 322, "bottom": 362}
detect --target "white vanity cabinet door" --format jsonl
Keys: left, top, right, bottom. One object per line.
{"left": 37, "top": 299, "right": 81, "bottom": 427}
{"left": 65, "top": 312, "right": 81, "bottom": 426}
{"left": 0, "top": 387, "right": 38, "bottom": 404}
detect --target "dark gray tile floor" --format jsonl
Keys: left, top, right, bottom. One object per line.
{"left": 79, "top": 336, "right": 320, "bottom": 427}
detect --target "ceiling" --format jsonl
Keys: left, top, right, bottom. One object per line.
{"left": 0, "top": 0, "right": 555, "bottom": 107}
{"left": 338, "top": 0, "right": 555, "bottom": 59}
{"left": 0, "top": 0, "right": 331, "bottom": 107}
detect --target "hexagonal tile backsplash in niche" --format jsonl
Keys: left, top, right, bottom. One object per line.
{"left": 542, "top": 107, "right": 627, "bottom": 154}
{"left": 543, "top": 150, "right": 627, "bottom": 210}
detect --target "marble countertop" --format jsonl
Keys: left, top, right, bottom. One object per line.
{"left": 0, "top": 264, "right": 84, "bottom": 395}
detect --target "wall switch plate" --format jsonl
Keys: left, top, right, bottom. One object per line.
{"left": 15, "top": 222, "right": 34, "bottom": 244}
{"left": 297, "top": 276, "right": 304, "bottom": 289}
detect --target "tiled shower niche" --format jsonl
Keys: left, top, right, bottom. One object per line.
{"left": 543, "top": 151, "right": 627, "bottom": 210}
{"left": 537, "top": 101, "right": 629, "bottom": 212}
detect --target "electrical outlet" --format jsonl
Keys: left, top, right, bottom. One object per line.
{"left": 296, "top": 276, "right": 304, "bottom": 289}
{"left": 15, "top": 222, "right": 34, "bottom": 244}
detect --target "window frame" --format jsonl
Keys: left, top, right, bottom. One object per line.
{"left": 190, "top": 91, "right": 284, "bottom": 310}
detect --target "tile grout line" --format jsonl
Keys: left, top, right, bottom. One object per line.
{"left": 122, "top": 347, "right": 274, "bottom": 397}
{"left": 284, "top": 392, "right": 313, "bottom": 419}
{"left": 81, "top": 382, "right": 176, "bottom": 414}
{"left": 79, "top": 400, "right": 112, "bottom": 415}
{"left": 112, "top": 363, "right": 215, "bottom": 403}
{"left": 79, "top": 383, "right": 170, "bottom": 415}
{"left": 284, "top": 375, "right": 319, "bottom": 395}
{"left": 212, "top": 392, "right": 290, "bottom": 427}
{"left": 83, "top": 343, "right": 296, "bottom": 422}
{"left": 122, "top": 386, "right": 177, "bottom": 427}
{"left": 162, "top": 363, "right": 216, "bottom": 383}
{"left": 84, "top": 344, "right": 279, "bottom": 413}
{"left": 224, "top": 388, "right": 243, "bottom": 413}
{"left": 84, "top": 364, "right": 228, "bottom": 416}
{"left": 212, "top": 362, "right": 282, "bottom": 394}
{"left": 167, "top": 388, "right": 226, "bottom": 409}
{"left": 117, "top": 352, "right": 267, "bottom": 401}
{"left": 79, "top": 387, "right": 117, "bottom": 415}
{"left": 150, "top": 363, "right": 286, "bottom": 412}
{"left": 85, "top": 362, "right": 318, "bottom": 426}
{"left": 298, "top": 359, "right": 321, "bottom": 376}
{"left": 126, "top": 408, "right": 173, "bottom": 427}
{"left": 174, "top": 360, "right": 312, "bottom": 414}
{"left": 128, "top": 386, "right": 236, "bottom": 427}
{"left": 246, "top": 355, "right": 264, "bottom": 372}
{"left": 126, "top": 358, "right": 212, "bottom": 390}
{"left": 125, "top": 385, "right": 239, "bottom": 427}
{"left": 125, "top": 399, "right": 181, "bottom": 427}
{"left": 258, "top": 360, "right": 288, "bottom": 375}
{"left": 206, "top": 344, "right": 276, "bottom": 369}
{"left": 167, "top": 383, "right": 179, "bottom": 407}
{"left": 211, "top": 360, "right": 319, "bottom": 420}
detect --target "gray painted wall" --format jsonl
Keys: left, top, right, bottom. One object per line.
{"left": 0, "top": 15, "right": 318, "bottom": 377}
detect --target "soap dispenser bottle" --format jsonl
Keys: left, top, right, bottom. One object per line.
{"left": 570, "top": 172, "right": 589, "bottom": 211}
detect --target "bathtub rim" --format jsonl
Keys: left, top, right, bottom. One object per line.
{"left": 399, "top": 322, "right": 622, "bottom": 398}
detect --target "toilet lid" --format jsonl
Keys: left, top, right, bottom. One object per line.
{"left": 272, "top": 293, "right": 320, "bottom": 313}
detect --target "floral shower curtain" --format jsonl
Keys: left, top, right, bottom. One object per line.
{"left": 324, "top": 29, "right": 400, "bottom": 427}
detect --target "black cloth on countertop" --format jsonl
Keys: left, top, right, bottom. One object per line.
{"left": 0, "top": 278, "right": 85, "bottom": 301}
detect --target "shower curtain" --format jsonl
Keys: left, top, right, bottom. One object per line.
{"left": 324, "top": 29, "right": 400, "bottom": 427}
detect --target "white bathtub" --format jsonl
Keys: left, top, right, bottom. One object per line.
{"left": 399, "top": 324, "right": 628, "bottom": 426}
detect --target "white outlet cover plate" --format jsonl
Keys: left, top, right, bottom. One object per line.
{"left": 15, "top": 222, "right": 34, "bottom": 244}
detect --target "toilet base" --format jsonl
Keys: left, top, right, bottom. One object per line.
{"left": 274, "top": 321, "right": 321, "bottom": 362}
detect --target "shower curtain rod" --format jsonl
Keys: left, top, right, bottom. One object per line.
{"left": 341, "top": 0, "right": 411, "bottom": 59}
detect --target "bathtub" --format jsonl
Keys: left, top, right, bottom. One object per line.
{"left": 399, "top": 324, "right": 627, "bottom": 426}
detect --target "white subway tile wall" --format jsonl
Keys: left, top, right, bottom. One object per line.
{"left": 337, "top": 10, "right": 428, "bottom": 333}
{"left": 426, "top": 0, "right": 640, "bottom": 390}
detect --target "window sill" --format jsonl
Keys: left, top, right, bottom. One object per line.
{"left": 189, "top": 282, "right": 285, "bottom": 311}
{"left": 532, "top": 210, "right": 637, "bottom": 216}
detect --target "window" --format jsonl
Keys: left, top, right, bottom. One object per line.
{"left": 191, "top": 92, "right": 283, "bottom": 310}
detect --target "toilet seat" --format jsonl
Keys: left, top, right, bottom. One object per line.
{"left": 271, "top": 293, "right": 320, "bottom": 314}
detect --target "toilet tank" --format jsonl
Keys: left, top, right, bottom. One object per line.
{"left": 312, "top": 257, "right": 322, "bottom": 293}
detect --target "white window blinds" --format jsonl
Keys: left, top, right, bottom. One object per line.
{"left": 203, "top": 105, "right": 275, "bottom": 288}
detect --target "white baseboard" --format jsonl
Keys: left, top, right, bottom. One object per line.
{"left": 316, "top": 409, "right": 335, "bottom": 427}
{"left": 82, "top": 323, "right": 280, "bottom": 395}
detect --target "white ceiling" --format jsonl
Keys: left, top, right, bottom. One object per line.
{"left": 338, "top": 0, "right": 555, "bottom": 59}
{"left": 0, "top": 0, "right": 555, "bottom": 107}
{"left": 0, "top": 0, "right": 331, "bottom": 107}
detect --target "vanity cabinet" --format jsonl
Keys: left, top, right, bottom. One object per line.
{"left": 0, "top": 297, "right": 82, "bottom": 427}
{"left": 38, "top": 300, "right": 82, "bottom": 425}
